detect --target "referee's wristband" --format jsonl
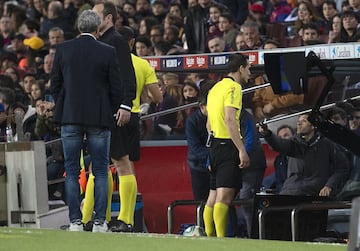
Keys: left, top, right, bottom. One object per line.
{"left": 120, "top": 104, "right": 131, "bottom": 111}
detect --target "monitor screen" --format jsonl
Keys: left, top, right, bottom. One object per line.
{"left": 264, "top": 51, "right": 307, "bottom": 95}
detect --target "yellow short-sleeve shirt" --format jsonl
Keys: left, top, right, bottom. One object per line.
{"left": 207, "top": 77, "right": 243, "bottom": 139}
{"left": 131, "top": 53, "right": 158, "bottom": 113}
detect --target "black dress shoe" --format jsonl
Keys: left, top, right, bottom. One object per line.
{"left": 110, "top": 220, "right": 134, "bottom": 232}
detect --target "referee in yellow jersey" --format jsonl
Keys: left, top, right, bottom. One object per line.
{"left": 203, "top": 53, "right": 251, "bottom": 237}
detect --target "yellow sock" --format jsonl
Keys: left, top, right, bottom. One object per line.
{"left": 117, "top": 175, "right": 137, "bottom": 226}
{"left": 106, "top": 170, "right": 113, "bottom": 223}
{"left": 213, "top": 202, "right": 229, "bottom": 238}
{"left": 81, "top": 173, "right": 95, "bottom": 224}
{"left": 203, "top": 205, "right": 215, "bottom": 236}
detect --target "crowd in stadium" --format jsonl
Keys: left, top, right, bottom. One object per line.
{"left": 0, "top": 0, "right": 359, "bottom": 141}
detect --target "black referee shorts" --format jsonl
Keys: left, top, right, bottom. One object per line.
{"left": 209, "top": 138, "right": 242, "bottom": 190}
{"left": 110, "top": 113, "right": 140, "bottom": 161}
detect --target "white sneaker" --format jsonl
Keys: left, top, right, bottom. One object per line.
{"left": 69, "top": 222, "right": 83, "bottom": 232}
{"left": 92, "top": 222, "right": 108, "bottom": 233}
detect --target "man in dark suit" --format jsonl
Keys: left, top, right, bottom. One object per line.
{"left": 50, "top": 9, "right": 124, "bottom": 233}
{"left": 93, "top": 1, "right": 137, "bottom": 233}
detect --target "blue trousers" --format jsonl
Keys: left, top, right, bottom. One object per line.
{"left": 61, "top": 125, "right": 110, "bottom": 223}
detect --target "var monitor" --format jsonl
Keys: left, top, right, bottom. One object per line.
{"left": 264, "top": 51, "right": 307, "bottom": 95}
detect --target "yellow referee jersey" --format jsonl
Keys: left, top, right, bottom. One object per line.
{"left": 131, "top": 53, "right": 158, "bottom": 113}
{"left": 207, "top": 77, "right": 243, "bottom": 139}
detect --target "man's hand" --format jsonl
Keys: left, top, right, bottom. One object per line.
{"left": 319, "top": 186, "right": 332, "bottom": 197}
{"left": 115, "top": 109, "right": 130, "bottom": 127}
{"left": 257, "top": 121, "right": 269, "bottom": 135}
{"left": 239, "top": 150, "right": 250, "bottom": 168}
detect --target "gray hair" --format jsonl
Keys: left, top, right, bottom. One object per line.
{"left": 77, "top": 10, "right": 101, "bottom": 33}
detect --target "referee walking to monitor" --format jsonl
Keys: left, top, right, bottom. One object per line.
{"left": 203, "top": 53, "right": 251, "bottom": 237}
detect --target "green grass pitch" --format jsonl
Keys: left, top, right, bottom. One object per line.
{"left": 0, "top": 227, "right": 347, "bottom": 251}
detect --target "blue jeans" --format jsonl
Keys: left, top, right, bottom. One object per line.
{"left": 61, "top": 125, "right": 110, "bottom": 223}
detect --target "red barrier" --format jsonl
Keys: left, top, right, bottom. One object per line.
{"left": 135, "top": 142, "right": 278, "bottom": 234}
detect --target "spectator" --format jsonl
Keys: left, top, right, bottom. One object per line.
{"left": 239, "top": 21, "right": 263, "bottom": 51}
{"left": 135, "top": 0, "right": 152, "bottom": 20}
{"left": 263, "top": 124, "right": 295, "bottom": 193}
{"left": 295, "top": 1, "right": 325, "bottom": 37}
{"left": 349, "top": 106, "right": 360, "bottom": 133}
{"left": 5, "top": 3, "right": 27, "bottom": 33}
{"left": 322, "top": 0, "right": 338, "bottom": 33}
{"left": 339, "top": 10, "right": 360, "bottom": 42}
{"left": 188, "top": 0, "right": 198, "bottom": 8}
{"left": 122, "top": 1, "right": 137, "bottom": 18}
{"left": 185, "top": 79, "right": 216, "bottom": 201}
{"left": 326, "top": 106, "right": 349, "bottom": 128}
{"left": 218, "top": 12, "right": 238, "bottom": 50}
{"left": 39, "top": 1, "right": 75, "bottom": 40}
{"left": 168, "top": 2, "right": 184, "bottom": 18}
{"left": 247, "top": 2, "right": 267, "bottom": 36}
{"left": 163, "top": 13, "right": 185, "bottom": 47}
{"left": 205, "top": 3, "right": 224, "bottom": 48}
{"left": 117, "top": 7, "right": 131, "bottom": 31}
{"left": 48, "top": 27, "right": 65, "bottom": 47}
{"left": 349, "top": 0, "right": 360, "bottom": 14}
{"left": 21, "top": 72, "right": 36, "bottom": 105}
{"left": 128, "top": 16, "right": 140, "bottom": 33}
{"left": 3, "top": 65, "right": 27, "bottom": 105}
{"left": 301, "top": 22, "right": 323, "bottom": 45}
{"left": 184, "top": 0, "right": 212, "bottom": 53}
{"left": 135, "top": 35, "right": 153, "bottom": 56}
{"left": 23, "top": 18, "right": 40, "bottom": 38}
{"left": 216, "top": 0, "right": 249, "bottom": 25}
{"left": 149, "top": 24, "right": 164, "bottom": 47}
{"left": 163, "top": 25, "right": 182, "bottom": 46}
{"left": 235, "top": 31, "right": 245, "bottom": 51}
{"left": 153, "top": 40, "right": 173, "bottom": 55}
{"left": 138, "top": 16, "right": 159, "bottom": 37}
{"left": 7, "top": 34, "right": 27, "bottom": 64}
{"left": 30, "top": 80, "right": 44, "bottom": 106}
{"left": 32, "top": 0, "right": 46, "bottom": 22}
{"left": 151, "top": 0, "right": 167, "bottom": 24}
{"left": 269, "top": 0, "right": 292, "bottom": 23}
{"left": 342, "top": 0, "right": 352, "bottom": 12}
{"left": 328, "top": 13, "right": 342, "bottom": 43}
{"left": 149, "top": 81, "right": 180, "bottom": 139}
{"left": 34, "top": 97, "right": 64, "bottom": 202}
{"left": 38, "top": 53, "right": 54, "bottom": 94}
{"left": 207, "top": 35, "right": 227, "bottom": 53}
{"left": 173, "top": 80, "right": 200, "bottom": 136}
{"left": 162, "top": 72, "right": 179, "bottom": 86}
{"left": 0, "top": 16, "right": 15, "bottom": 47}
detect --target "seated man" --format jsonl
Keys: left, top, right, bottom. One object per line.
{"left": 258, "top": 114, "right": 349, "bottom": 197}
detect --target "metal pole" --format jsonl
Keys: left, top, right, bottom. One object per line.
{"left": 260, "top": 95, "right": 360, "bottom": 125}
{"left": 140, "top": 82, "right": 271, "bottom": 120}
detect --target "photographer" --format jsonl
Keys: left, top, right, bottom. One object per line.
{"left": 35, "top": 98, "right": 64, "bottom": 202}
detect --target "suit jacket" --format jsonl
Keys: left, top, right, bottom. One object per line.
{"left": 50, "top": 34, "right": 122, "bottom": 128}
{"left": 99, "top": 27, "right": 136, "bottom": 110}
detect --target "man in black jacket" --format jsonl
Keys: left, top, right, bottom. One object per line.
{"left": 184, "top": 0, "right": 212, "bottom": 53}
{"left": 258, "top": 114, "right": 349, "bottom": 196}
{"left": 50, "top": 10, "right": 123, "bottom": 232}
{"left": 93, "top": 1, "right": 137, "bottom": 233}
